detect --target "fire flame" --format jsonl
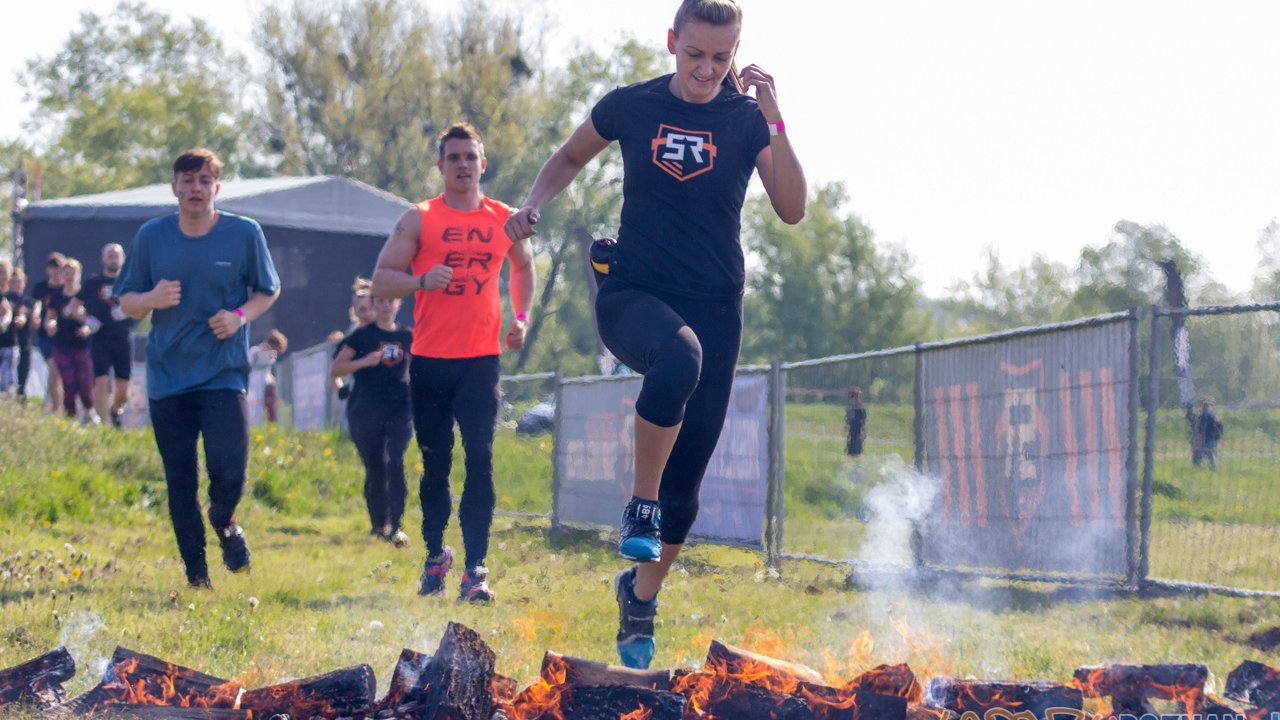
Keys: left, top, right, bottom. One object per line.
{"left": 96, "top": 658, "right": 241, "bottom": 710}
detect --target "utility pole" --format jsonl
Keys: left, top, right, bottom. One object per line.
{"left": 10, "top": 165, "right": 27, "bottom": 268}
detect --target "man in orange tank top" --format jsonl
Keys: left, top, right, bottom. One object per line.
{"left": 372, "top": 123, "right": 535, "bottom": 602}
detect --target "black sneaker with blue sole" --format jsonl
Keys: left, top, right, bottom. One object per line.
{"left": 615, "top": 566, "right": 657, "bottom": 669}
{"left": 618, "top": 497, "right": 662, "bottom": 563}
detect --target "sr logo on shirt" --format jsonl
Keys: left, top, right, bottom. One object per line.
{"left": 650, "top": 124, "right": 717, "bottom": 181}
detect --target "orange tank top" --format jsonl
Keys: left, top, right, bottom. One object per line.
{"left": 410, "top": 195, "right": 514, "bottom": 359}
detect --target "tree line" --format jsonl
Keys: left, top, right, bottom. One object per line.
{"left": 2, "top": 0, "right": 1277, "bottom": 380}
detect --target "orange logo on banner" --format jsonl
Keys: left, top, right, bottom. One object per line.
{"left": 650, "top": 124, "right": 717, "bottom": 181}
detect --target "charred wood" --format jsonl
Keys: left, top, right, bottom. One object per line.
{"left": 845, "top": 664, "right": 923, "bottom": 704}
{"left": 926, "top": 678, "right": 1083, "bottom": 718}
{"left": 0, "top": 646, "right": 75, "bottom": 709}
{"left": 1072, "top": 664, "right": 1207, "bottom": 715}
{"left": 675, "top": 671, "right": 816, "bottom": 720}
{"left": 95, "top": 705, "right": 251, "bottom": 719}
{"left": 514, "top": 684, "right": 686, "bottom": 720}
{"left": 1225, "top": 661, "right": 1280, "bottom": 711}
{"left": 239, "top": 664, "right": 376, "bottom": 719}
{"left": 797, "top": 684, "right": 908, "bottom": 720}
{"left": 420, "top": 622, "right": 495, "bottom": 720}
{"left": 378, "top": 649, "right": 432, "bottom": 711}
{"left": 541, "top": 651, "right": 671, "bottom": 691}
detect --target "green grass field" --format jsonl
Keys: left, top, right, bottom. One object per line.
{"left": 2, "top": 398, "right": 1279, "bottom": 712}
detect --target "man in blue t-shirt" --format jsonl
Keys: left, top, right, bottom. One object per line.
{"left": 115, "top": 148, "right": 281, "bottom": 590}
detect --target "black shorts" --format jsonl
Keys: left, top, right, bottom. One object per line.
{"left": 90, "top": 334, "right": 133, "bottom": 380}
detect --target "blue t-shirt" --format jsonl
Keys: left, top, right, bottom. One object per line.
{"left": 114, "top": 212, "right": 280, "bottom": 399}
{"left": 591, "top": 74, "right": 771, "bottom": 300}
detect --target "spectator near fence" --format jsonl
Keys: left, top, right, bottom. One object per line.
{"left": 372, "top": 122, "right": 535, "bottom": 603}
{"left": 115, "top": 148, "right": 281, "bottom": 590}
{"left": 845, "top": 387, "right": 867, "bottom": 457}
{"left": 1190, "top": 396, "right": 1223, "bottom": 469}
{"left": 249, "top": 329, "right": 287, "bottom": 423}
{"left": 505, "top": 0, "right": 806, "bottom": 669}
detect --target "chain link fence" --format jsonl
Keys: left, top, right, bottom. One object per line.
{"left": 1142, "top": 303, "right": 1280, "bottom": 595}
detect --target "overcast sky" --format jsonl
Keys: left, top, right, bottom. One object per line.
{"left": 3, "top": 0, "right": 1278, "bottom": 297}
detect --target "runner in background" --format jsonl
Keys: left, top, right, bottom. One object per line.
{"left": 29, "top": 253, "right": 66, "bottom": 411}
{"left": 330, "top": 295, "right": 413, "bottom": 547}
{"left": 44, "top": 258, "right": 94, "bottom": 420}
{"left": 7, "top": 268, "right": 37, "bottom": 400}
{"left": 81, "top": 243, "right": 136, "bottom": 428}
{"left": 372, "top": 122, "right": 536, "bottom": 603}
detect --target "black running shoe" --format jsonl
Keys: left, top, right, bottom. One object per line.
{"left": 216, "top": 522, "right": 251, "bottom": 573}
{"left": 619, "top": 497, "right": 662, "bottom": 562}
{"left": 187, "top": 575, "right": 213, "bottom": 590}
{"left": 109, "top": 409, "right": 124, "bottom": 429}
{"left": 615, "top": 566, "right": 657, "bottom": 669}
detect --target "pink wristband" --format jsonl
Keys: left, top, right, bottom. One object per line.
{"left": 768, "top": 120, "right": 785, "bottom": 136}
{"left": 515, "top": 312, "right": 528, "bottom": 322}
{"left": 233, "top": 308, "right": 246, "bottom": 323}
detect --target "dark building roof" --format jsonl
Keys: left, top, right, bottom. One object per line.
{"left": 24, "top": 176, "right": 412, "bottom": 236}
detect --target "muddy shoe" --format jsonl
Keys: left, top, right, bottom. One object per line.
{"left": 418, "top": 546, "right": 453, "bottom": 596}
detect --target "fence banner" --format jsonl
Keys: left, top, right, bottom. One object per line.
{"left": 555, "top": 373, "right": 770, "bottom": 547}
{"left": 921, "top": 321, "right": 1132, "bottom": 575}
{"left": 290, "top": 345, "right": 332, "bottom": 431}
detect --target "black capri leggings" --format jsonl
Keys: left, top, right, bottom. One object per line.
{"left": 595, "top": 278, "right": 743, "bottom": 545}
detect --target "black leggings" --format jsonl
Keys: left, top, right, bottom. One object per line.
{"left": 595, "top": 279, "right": 743, "bottom": 545}
{"left": 16, "top": 345, "right": 31, "bottom": 397}
{"left": 348, "top": 403, "right": 413, "bottom": 533}
{"left": 410, "top": 355, "right": 500, "bottom": 569}
{"left": 149, "top": 390, "right": 249, "bottom": 579}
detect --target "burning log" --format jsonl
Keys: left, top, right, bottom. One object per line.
{"left": 421, "top": 621, "right": 496, "bottom": 720}
{"left": 239, "top": 664, "right": 376, "bottom": 719}
{"left": 926, "top": 678, "right": 1083, "bottom": 718}
{"left": 797, "top": 684, "right": 908, "bottom": 720}
{"left": 0, "top": 646, "right": 76, "bottom": 709}
{"left": 1072, "top": 664, "right": 1207, "bottom": 715}
{"left": 514, "top": 684, "right": 687, "bottom": 720}
{"left": 95, "top": 705, "right": 251, "bottom": 719}
{"left": 674, "top": 670, "right": 817, "bottom": 719}
{"left": 1225, "top": 661, "right": 1280, "bottom": 711}
{"left": 846, "top": 664, "right": 924, "bottom": 704}
{"left": 705, "top": 639, "right": 825, "bottom": 692}
{"left": 62, "top": 647, "right": 241, "bottom": 716}
{"left": 540, "top": 651, "right": 672, "bottom": 691}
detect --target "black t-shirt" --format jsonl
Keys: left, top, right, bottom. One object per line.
{"left": 1, "top": 291, "right": 21, "bottom": 348}
{"left": 3, "top": 292, "right": 35, "bottom": 347}
{"left": 30, "top": 280, "right": 62, "bottom": 316}
{"left": 337, "top": 323, "right": 413, "bottom": 413}
{"left": 79, "top": 273, "right": 135, "bottom": 339}
{"left": 46, "top": 291, "right": 89, "bottom": 350}
{"left": 591, "top": 74, "right": 771, "bottom": 300}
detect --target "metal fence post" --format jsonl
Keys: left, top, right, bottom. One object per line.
{"left": 1125, "top": 307, "right": 1142, "bottom": 588}
{"left": 911, "top": 343, "right": 925, "bottom": 570}
{"left": 1138, "top": 305, "right": 1162, "bottom": 587}
{"left": 766, "top": 360, "right": 785, "bottom": 569}
{"left": 550, "top": 370, "right": 564, "bottom": 530}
